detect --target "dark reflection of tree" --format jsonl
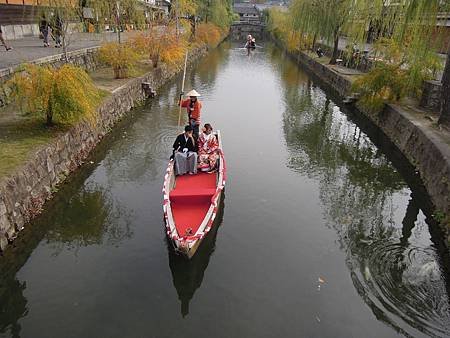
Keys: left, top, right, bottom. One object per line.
{"left": 195, "top": 41, "right": 230, "bottom": 89}
{"left": 168, "top": 194, "right": 225, "bottom": 318}
{"left": 0, "top": 150, "right": 104, "bottom": 336}
{"left": 0, "top": 136, "right": 136, "bottom": 337}
{"left": 273, "top": 46, "right": 450, "bottom": 337}
{"left": 43, "top": 185, "right": 132, "bottom": 255}
{"left": 0, "top": 270, "right": 27, "bottom": 338}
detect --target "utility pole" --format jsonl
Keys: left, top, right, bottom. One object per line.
{"left": 116, "top": 1, "right": 121, "bottom": 43}
{"left": 175, "top": 0, "right": 180, "bottom": 37}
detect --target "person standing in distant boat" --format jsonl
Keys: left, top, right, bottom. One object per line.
{"left": 173, "top": 125, "right": 198, "bottom": 175}
{"left": 245, "top": 34, "right": 256, "bottom": 56}
{"left": 179, "top": 89, "right": 202, "bottom": 138}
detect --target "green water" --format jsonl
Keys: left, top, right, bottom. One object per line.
{"left": 0, "top": 41, "right": 449, "bottom": 338}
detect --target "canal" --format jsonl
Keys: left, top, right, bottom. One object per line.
{"left": 1, "top": 41, "right": 449, "bottom": 338}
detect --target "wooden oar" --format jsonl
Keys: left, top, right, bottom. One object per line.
{"left": 177, "top": 52, "right": 189, "bottom": 127}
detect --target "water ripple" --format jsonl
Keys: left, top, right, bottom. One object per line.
{"left": 351, "top": 239, "right": 450, "bottom": 337}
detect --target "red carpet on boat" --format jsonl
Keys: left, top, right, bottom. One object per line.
{"left": 170, "top": 173, "right": 217, "bottom": 237}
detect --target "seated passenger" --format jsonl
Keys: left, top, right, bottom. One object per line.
{"left": 173, "top": 125, "right": 197, "bottom": 175}
{"left": 198, "top": 123, "right": 219, "bottom": 172}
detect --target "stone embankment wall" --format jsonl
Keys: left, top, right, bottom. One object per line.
{"left": 282, "top": 46, "right": 450, "bottom": 243}
{"left": 0, "top": 46, "right": 208, "bottom": 251}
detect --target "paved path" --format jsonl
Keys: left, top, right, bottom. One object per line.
{"left": 320, "top": 36, "right": 446, "bottom": 80}
{"left": 0, "top": 32, "right": 133, "bottom": 70}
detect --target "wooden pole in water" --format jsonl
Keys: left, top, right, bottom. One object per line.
{"left": 178, "top": 52, "right": 189, "bottom": 127}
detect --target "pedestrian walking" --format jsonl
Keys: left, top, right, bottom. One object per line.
{"left": 39, "top": 15, "right": 50, "bottom": 47}
{"left": 52, "top": 14, "right": 63, "bottom": 48}
{"left": 0, "top": 26, "right": 12, "bottom": 51}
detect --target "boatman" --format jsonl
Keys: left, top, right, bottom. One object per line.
{"left": 180, "top": 89, "right": 202, "bottom": 138}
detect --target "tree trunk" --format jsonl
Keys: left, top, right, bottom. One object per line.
{"left": 116, "top": 1, "right": 121, "bottom": 43}
{"left": 438, "top": 51, "right": 450, "bottom": 127}
{"left": 312, "top": 33, "right": 317, "bottom": 51}
{"left": 46, "top": 94, "right": 53, "bottom": 126}
{"left": 46, "top": 109, "right": 53, "bottom": 126}
{"left": 329, "top": 30, "right": 340, "bottom": 65}
{"left": 62, "top": 32, "right": 68, "bottom": 62}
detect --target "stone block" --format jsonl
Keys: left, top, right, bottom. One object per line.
{"left": 30, "top": 24, "right": 40, "bottom": 36}
{"left": 0, "top": 200, "right": 6, "bottom": 216}
{"left": 14, "top": 214, "right": 25, "bottom": 231}
{"left": 47, "top": 157, "right": 55, "bottom": 173}
{"left": 22, "top": 24, "right": 33, "bottom": 36}
{"left": 1, "top": 25, "right": 15, "bottom": 40}
{"left": 6, "top": 225, "right": 16, "bottom": 240}
{"left": 12, "top": 25, "right": 24, "bottom": 39}
{"left": 0, "top": 214, "right": 11, "bottom": 232}
{"left": 0, "top": 233, "right": 8, "bottom": 251}
{"left": 420, "top": 80, "right": 442, "bottom": 112}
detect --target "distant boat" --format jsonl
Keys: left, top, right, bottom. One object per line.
{"left": 162, "top": 131, "right": 226, "bottom": 259}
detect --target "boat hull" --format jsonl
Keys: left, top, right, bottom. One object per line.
{"left": 162, "top": 131, "right": 226, "bottom": 259}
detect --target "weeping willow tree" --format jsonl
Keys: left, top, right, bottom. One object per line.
{"left": 270, "top": 0, "right": 449, "bottom": 123}
{"left": 196, "top": 0, "right": 234, "bottom": 28}
{"left": 287, "top": 0, "right": 385, "bottom": 64}
{"left": 7, "top": 64, "right": 100, "bottom": 126}
{"left": 352, "top": 0, "right": 445, "bottom": 113}
{"left": 85, "top": 0, "right": 146, "bottom": 40}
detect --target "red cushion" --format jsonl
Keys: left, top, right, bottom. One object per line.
{"left": 170, "top": 188, "right": 215, "bottom": 203}
{"left": 169, "top": 173, "right": 218, "bottom": 236}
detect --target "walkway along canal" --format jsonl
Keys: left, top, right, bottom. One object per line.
{"left": 0, "top": 40, "right": 449, "bottom": 338}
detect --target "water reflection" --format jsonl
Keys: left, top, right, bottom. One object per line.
{"left": 0, "top": 146, "right": 132, "bottom": 337}
{"left": 168, "top": 195, "right": 225, "bottom": 317}
{"left": 44, "top": 185, "right": 133, "bottom": 255}
{"left": 276, "top": 48, "right": 450, "bottom": 336}
{"left": 0, "top": 263, "right": 27, "bottom": 338}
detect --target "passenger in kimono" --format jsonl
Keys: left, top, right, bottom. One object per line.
{"left": 198, "top": 123, "right": 219, "bottom": 172}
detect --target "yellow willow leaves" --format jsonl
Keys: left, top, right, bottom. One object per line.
{"left": 353, "top": 38, "right": 442, "bottom": 112}
{"left": 196, "top": 23, "right": 223, "bottom": 48}
{"left": 131, "top": 21, "right": 227, "bottom": 69}
{"left": 7, "top": 64, "right": 100, "bottom": 125}
{"left": 98, "top": 42, "right": 140, "bottom": 79}
{"left": 160, "top": 33, "right": 188, "bottom": 70}
{"left": 353, "top": 62, "right": 409, "bottom": 113}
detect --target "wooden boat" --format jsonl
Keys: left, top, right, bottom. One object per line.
{"left": 162, "top": 131, "right": 226, "bottom": 259}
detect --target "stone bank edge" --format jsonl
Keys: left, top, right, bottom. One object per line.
{"left": 275, "top": 40, "right": 450, "bottom": 244}
{"left": 0, "top": 44, "right": 209, "bottom": 252}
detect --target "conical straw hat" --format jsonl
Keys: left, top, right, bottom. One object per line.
{"left": 186, "top": 89, "right": 201, "bottom": 97}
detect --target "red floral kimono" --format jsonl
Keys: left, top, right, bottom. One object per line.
{"left": 198, "top": 132, "right": 219, "bottom": 171}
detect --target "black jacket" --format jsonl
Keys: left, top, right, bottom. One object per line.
{"left": 173, "top": 133, "right": 197, "bottom": 152}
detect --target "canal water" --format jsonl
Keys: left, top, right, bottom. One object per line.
{"left": 1, "top": 41, "right": 450, "bottom": 338}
